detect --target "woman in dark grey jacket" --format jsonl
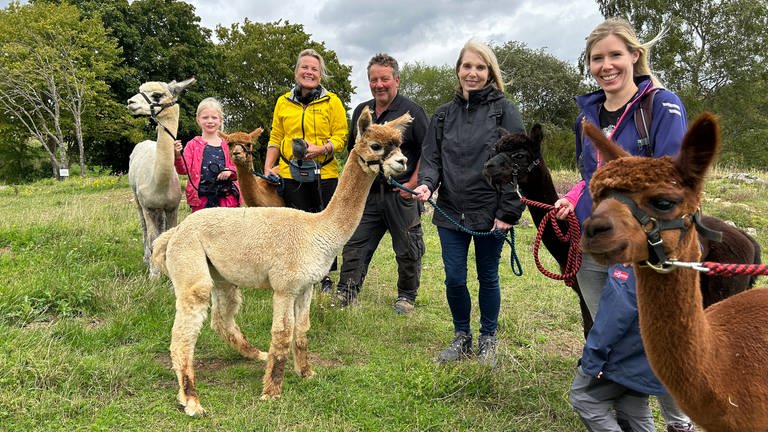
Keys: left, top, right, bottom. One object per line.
{"left": 414, "top": 40, "right": 525, "bottom": 368}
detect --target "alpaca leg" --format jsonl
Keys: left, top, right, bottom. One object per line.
{"left": 170, "top": 284, "right": 210, "bottom": 417}
{"left": 136, "top": 204, "right": 150, "bottom": 266}
{"left": 210, "top": 282, "right": 267, "bottom": 361}
{"left": 292, "top": 286, "right": 314, "bottom": 379}
{"left": 144, "top": 208, "right": 164, "bottom": 279}
{"left": 261, "top": 292, "right": 295, "bottom": 400}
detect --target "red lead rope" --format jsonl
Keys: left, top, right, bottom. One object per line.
{"left": 520, "top": 197, "right": 582, "bottom": 286}
{"left": 696, "top": 262, "right": 768, "bottom": 276}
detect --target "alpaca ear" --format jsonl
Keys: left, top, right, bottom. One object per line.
{"left": 674, "top": 112, "right": 720, "bottom": 189}
{"left": 216, "top": 130, "right": 228, "bottom": 140}
{"left": 357, "top": 106, "right": 373, "bottom": 137}
{"left": 169, "top": 77, "right": 196, "bottom": 97}
{"left": 249, "top": 128, "right": 264, "bottom": 139}
{"left": 385, "top": 112, "right": 413, "bottom": 139}
{"left": 582, "top": 119, "right": 630, "bottom": 162}
{"left": 530, "top": 123, "right": 544, "bottom": 149}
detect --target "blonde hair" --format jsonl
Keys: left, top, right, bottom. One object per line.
{"left": 455, "top": 39, "right": 505, "bottom": 93}
{"left": 196, "top": 97, "right": 224, "bottom": 119}
{"left": 295, "top": 48, "right": 330, "bottom": 81}
{"left": 585, "top": 17, "right": 666, "bottom": 87}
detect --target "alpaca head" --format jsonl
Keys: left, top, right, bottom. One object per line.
{"left": 581, "top": 113, "right": 720, "bottom": 266}
{"left": 483, "top": 124, "right": 544, "bottom": 185}
{"left": 353, "top": 106, "right": 410, "bottom": 178}
{"left": 219, "top": 128, "right": 264, "bottom": 166}
{"left": 127, "top": 77, "right": 196, "bottom": 117}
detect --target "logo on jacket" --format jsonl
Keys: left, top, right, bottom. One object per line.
{"left": 612, "top": 268, "right": 630, "bottom": 281}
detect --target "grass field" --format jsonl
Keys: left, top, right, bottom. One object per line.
{"left": 0, "top": 168, "right": 765, "bottom": 431}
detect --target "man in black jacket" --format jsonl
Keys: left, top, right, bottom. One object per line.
{"left": 332, "top": 53, "right": 427, "bottom": 314}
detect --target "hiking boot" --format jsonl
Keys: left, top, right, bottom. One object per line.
{"left": 667, "top": 424, "right": 696, "bottom": 432}
{"left": 333, "top": 289, "right": 357, "bottom": 308}
{"left": 393, "top": 297, "right": 414, "bottom": 314}
{"left": 436, "top": 331, "right": 472, "bottom": 363}
{"left": 320, "top": 276, "right": 334, "bottom": 294}
{"left": 477, "top": 334, "right": 498, "bottom": 368}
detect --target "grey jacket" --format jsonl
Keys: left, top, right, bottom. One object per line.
{"left": 419, "top": 86, "right": 526, "bottom": 231}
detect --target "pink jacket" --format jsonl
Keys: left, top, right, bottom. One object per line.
{"left": 174, "top": 136, "right": 240, "bottom": 209}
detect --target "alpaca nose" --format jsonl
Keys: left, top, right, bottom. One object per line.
{"left": 584, "top": 216, "right": 613, "bottom": 239}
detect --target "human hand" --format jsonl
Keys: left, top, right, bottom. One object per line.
{"left": 174, "top": 140, "right": 182, "bottom": 157}
{"left": 217, "top": 170, "right": 233, "bottom": 181}
{"left": 493, "top": 218, "right": 512, "bottom": 233}
{"left": 412, "top": 185, "right": 431, "bottom": 202}
{"left": 554, "top": 197, "right": 574, "bottom": 220}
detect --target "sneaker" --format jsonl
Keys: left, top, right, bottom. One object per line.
{"left": 477, "top": 334, "right": 497, "bottom": 368}
{"left": 393, "top": 297, "right": 414, "bottom": 314}
{"left": 333, "top": 289, "right": 357, "bottom": 308}
{"left": 667, "top": 424, "right": 696, "bottom": 432}
{"left": 436, "top": 331, "right": 472, "bottom": 363}
{"left": 320, "top": 276, "right": 334, "bottom": 294}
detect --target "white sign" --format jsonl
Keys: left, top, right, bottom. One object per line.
{"left": 59, "top": 168, "right": 69, "bottom": 177}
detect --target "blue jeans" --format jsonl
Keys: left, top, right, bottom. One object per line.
{"left": 437, "top": 226, "right": 504, "bottom": 336}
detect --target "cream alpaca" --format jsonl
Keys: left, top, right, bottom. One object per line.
{"left": 219, "top": 128, "right": 284, "bottom": 207}
{"left": 152, "top": 107, "right": 411, "bottom": 417}
{"left": 127, "top": 78, "right": 196, "bottom": 278}
{"left": 581, "top": 113, "right": 768, "bottom": 431}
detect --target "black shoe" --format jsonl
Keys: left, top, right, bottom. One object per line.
{"left": 477, "top": 334, "right": 497, "bottom": 368}
{"left": 333, "top": 289, "right": 357, "bottom": 308}
{"left": 436, "top": 331, "right": 472, "bottom": 363}
{"left": 393, "top": 297, "right": 414, "bottom": 314}
{"left": 320, "top": 276, "right": 334, "bottom": 294}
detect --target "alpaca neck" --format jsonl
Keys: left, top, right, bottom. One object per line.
{"left": 152, "top": 105, "right": 180, "bottom": 190}
{"left": 233, "top": 156, "right": 259, "bottom": 204}
{"left": 319, "top": 149, "right": 377, "bottom": 242}
{"left": 635, "top": 230, "right": 715, "bottom": 400}
{"left": 519, "top": 162, "right": 559, "bottom": 225}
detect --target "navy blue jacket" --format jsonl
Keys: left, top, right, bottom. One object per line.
{"left": 580, "top": 265, "right": 667, "bottom": 395}
{"left": 572, "top": 76, "right": 687, "bottom": 223}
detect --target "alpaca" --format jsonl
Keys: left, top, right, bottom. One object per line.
{"left": 483, "top": 125, "right": 761, "bottom": 319}
{"left": 218, "top": 128, "right": 284, "bottom": 207}
{"left": 482, "top": 124, "right": 593, "bottom": 338}
{"left": 152, "top": 106, "right": 411, "bottom": 417}
{"left": 127, "top": 78, "right": 196, "bottom": 278}
{"left": 580, "top": 113, "right": 768, "bottom": 431}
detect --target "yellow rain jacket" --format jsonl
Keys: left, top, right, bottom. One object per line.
{"left": 268, "top": 87, "right": 348, "bottom": 180}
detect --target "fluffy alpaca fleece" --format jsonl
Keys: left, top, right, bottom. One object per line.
{"left": 152, "top": 107, "right": 411, "bottom": 417}
{"left": 581, "top": 113, "right": 768, "bottom": 431}
{"left": 219, "top": 128, "right": 284, "bottom": 207}
{"left": 127, "top": 78, "right": 196, "bottom": 279}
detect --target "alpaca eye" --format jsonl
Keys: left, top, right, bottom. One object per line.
{"left": 151, "top": 93, "right": 162, "bottom": 102}
{"left": 651, "top": 198, "right": 678, "bottom": 213}
{"left": 370, "top": 143, "right": 382, "bottom": 151}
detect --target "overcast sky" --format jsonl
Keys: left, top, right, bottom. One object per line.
{"left": 2, "top": 0, "right": 604, "bottom": 108}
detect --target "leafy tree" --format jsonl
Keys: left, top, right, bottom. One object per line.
{"left": 0, "top": 1, "right": 121, "bottom": 179}
{"left": 595, "top": 0, "right": 768, "bottom": 168}
{"left": 214, "top": 19, "right": 353, "bottom": 151}
{"left": 398, "top": 62, "right": 456, "bottom": 117}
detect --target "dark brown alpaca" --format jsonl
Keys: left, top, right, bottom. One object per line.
{"left": 580, "top": 113, "right": 768, "bottom": 431}
{"left": 483, "top": 124, "right": 593, "bottom": 338}
{"left": 219, "top": 128, "right": 284, "bottom": 208}
{"left": 483, "top": 125, "right": 760, "bottom": 326}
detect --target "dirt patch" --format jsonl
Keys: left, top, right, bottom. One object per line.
{"left": 540, "top": 329, "right": 582, "bottom": 358}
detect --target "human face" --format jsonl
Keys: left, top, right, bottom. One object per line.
{"left": 368, "top": 64, "right": 400, "bottom": 109}
{"left": 458, "top": 50, "right": 490, "bottom": 99}
{"left": 588, "top": 34, "right": 640, "bottom": 98}
{"left": 196, "top": 107, "right": 222, "bottom": 136}
{"left": 295, "top": 55, "right": 322, "bottom": 91}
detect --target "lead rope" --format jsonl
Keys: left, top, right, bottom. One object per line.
{"left": 386, "top": 177, "right": 523, "bottom": 276}
{"left": 658, "top": 260, "right": 768, "bottom": 276}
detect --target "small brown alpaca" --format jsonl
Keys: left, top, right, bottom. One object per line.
{"left": 218, "top": 128, "right": 284, "bottom": 207}
{"left": 152, "top": 106, "right": 410, "bottom": 417}
{"left": 581, "top": 112, "right": 768, "bottom": 431}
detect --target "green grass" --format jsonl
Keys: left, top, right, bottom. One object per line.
{"left": 0, "top": 169, "right": 766, "bottom": 431}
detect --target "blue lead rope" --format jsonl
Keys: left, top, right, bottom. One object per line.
{"left": 386, "top": 177, "right": 523, "bottom": 276}
{"left": 251, "top": 170, "right": 285, "bottom": 194}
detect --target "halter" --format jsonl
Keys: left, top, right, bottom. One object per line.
{"left": 138, "top": 91, "right": 179, "bottom": 140}
{"left": 490, "top": 149, "right": 541, "bottom": 192}
{"left": 607, "top": 193, "right": 723, "bottom": 272}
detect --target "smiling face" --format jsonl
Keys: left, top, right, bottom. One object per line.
{"left": 588, "top": 34, "right": 640, "bottom": 98}
{"left": 457, "top": 50, "right": 489, "bottom": 99}
{"left": 368, "top": 64, "right": 400, "bottom": 110}
{"left": 295, "top": 55, "right": 322, "bottom": 91}
{"left": 196, "top": 108, "right": 222, "bottom": 135}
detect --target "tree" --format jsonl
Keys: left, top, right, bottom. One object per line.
{"left": 595, "top": 0, "right": 768, "bottom": 168}
{"left": 398, "top": 62, "right": 456, "bottom": 117}
{"left": 0, "top": 1, "right": 121, "bottom": 179}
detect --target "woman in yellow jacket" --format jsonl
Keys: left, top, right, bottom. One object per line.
{"left": 264, "top": 48, "right": 348, "bottom": 289}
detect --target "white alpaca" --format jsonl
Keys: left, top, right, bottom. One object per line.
{"left": 127, "top": 78, "right": 195, "bottom": 278}
{"left": 152, "top": 107, "right": 411, "bottom": 417}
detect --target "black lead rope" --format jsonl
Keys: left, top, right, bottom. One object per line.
{"left": 386, "top": 176, "right": 523, "bottom": 276}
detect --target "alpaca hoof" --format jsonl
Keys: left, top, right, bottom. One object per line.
{"left": 149, "top": 268, "right": 161, "bottom": 280}
{"left": 260, "top": 392, "right": 282, "bottom": 401}
{"left": 300, "top": 368, "right": 315, "bottom": 379}
{"left": 177, "top": 400, "right": 206, "bottom": 417}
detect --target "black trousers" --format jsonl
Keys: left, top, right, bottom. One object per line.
{"left": 336, "top": 184, "right": 424, "bottom": 301}
{"left": 282, "top": 177, "right": 338, "bottom": 271}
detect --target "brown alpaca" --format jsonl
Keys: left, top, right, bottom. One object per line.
{"left": 580, "top": 112, "right": 768, "bottom": 431}
{"left": 218, "top": 128, "right": 284, "bottom": 207}
{"left": 151, "top": 107, "right": 411, "bottom": 417}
